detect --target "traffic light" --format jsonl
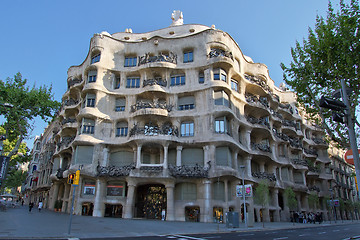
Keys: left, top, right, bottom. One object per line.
{"left": 319, "top": 96, "right": 346, "bottom": 111}
{"left": 67, "top": 174, "right": 75, "bottom": 184}
{"left": 73, "top": 170, "right": 80, "bottom": 185}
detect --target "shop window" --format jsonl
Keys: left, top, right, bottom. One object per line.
{"left": 107, "top": 181, "right": 125, "bottom": 196}
{"left": 83, "top": 181, "right": 96, "bottom": 195}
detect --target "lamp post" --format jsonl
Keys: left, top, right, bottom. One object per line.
{"left": 239, "top": 165, "right": 247, "bottom": 228}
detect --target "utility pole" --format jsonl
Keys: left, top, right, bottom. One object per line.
{"left": 340, "top": 78, "right": 360, "bottom": 200}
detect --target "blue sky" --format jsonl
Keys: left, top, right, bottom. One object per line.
{"left": 0, "top": 0, "right": 335, "bottom": 148}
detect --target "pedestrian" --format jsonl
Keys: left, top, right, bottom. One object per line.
{"left": 38, "top": 201, "right": 43, "bottom": 212}
{"left": 21, "top": 199, "right": 24, "bottom": 206}
{"left": 28, "top": 202, "right": 34, "bottom": 212}
{"left": 161, "top": 209, "right": 166, "bottom": 221}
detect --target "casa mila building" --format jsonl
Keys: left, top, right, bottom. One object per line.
{"left": 31, "top": 11, "right": 349, "bottom": 224}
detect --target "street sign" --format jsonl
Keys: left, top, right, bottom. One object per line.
{"left": 236, "top": 184, "right": 252, "bottom": 197}
{"left": 344, "top": 149, "right": 360, "bottom": 165}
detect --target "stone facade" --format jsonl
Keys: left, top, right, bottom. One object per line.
{"left": 26, "top": 12, "right": 357, "bottom": 223}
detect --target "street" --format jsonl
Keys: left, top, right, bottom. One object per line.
{"left": 1, "top": 206, "right": 360, "bottom": 239}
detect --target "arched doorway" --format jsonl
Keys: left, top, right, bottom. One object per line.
{"left": 136, "top": 184, "right": 166, "bottom": 219}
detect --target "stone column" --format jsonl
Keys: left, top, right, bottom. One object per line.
{"left": 202, "top": 180, "right": 212, "bottom": 223}
{"left": 136, "top": 145, "right": 142, "bottom": 168}
{"left": 49, "top": 182, "right": 60, "bottom": 210}
{"left": 93, "top": 178, "right": 106, "bottom": 217}
{"left": 245, "top": 156, "right": 251, "bottom": 177}
{"left": 273, "top": 189, "right": 280, "bottom": 222}
{"left": 224, "top": 180, "right": 229, "bottom": 212}
{"left": 245, "top": 129, "right": 252, "bottom": 149}
{"left": 102, "top": 146, "right": 109, "bottom": 167}
{"left": 278, "top": 167, "right": 283, "bottom": 181}
{"left": 124, "top": 181, "right": 136, "bottom": 219}
{"left": 232, "top": 151, "right": 238, "bottom": 171}
{"left": 166, "top": 183, "right": 175, "bottom": 221}
{"left": 176, "top": 146, "right": 183, "bottom": 166}
{"left": 296, "top": 193, "right": 302, "bottom": 211}
{"left": 163, "top": 144, "right": 169, "bottom": 169}
{"left": 259, "top": 162, "right": 265, "bottom": 173}
{"left": 62, "top": 183, "right": 71, "bottom": 213}
{"left": 290, "top": 168, "right": 294, "bottom": 182}
{"left": 302, "top": 170, "right": 307, "bottom": 186}
{"left": 247, "top": 197, "right": 255, "bottom": 227}
{"left": 203, "top": 145, "right": 209, "bottom": 167}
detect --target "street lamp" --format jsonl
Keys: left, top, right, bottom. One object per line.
{"left": 239, "top": 165, "right": 247, "bottom": 228}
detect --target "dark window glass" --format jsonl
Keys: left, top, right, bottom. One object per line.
{"left": 124, "top": 57, "right": 137, "bottom": 67}
{"left": 91, "top": 54, "right": 100, "bottom": 64}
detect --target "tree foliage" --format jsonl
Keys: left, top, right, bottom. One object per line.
{"left": 0, "top": 73, "right": 60, "bottom": 158}
{"left": 254, "top": 180, "right": 269, "bottom": 227}
{"left": 308, "top": 192, "right": 320, "bottom": 210}
{"left": 284, "top": 187, "right": 297, "bottom": 211}
{"left": 281, "top": 0, "right": 360, "bottom": 148}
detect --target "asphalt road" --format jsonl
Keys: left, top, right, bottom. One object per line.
{"left": 87, "top": 223, "right": 360, "bottom": 240}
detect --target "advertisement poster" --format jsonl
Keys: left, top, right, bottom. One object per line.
{"left": 236, "top": 184, "right": 252, "bottom": 197}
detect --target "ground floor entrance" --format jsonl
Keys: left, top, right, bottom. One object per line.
{"left": 105, "top": 204, "right": 123, "bottom": 218}
{"left": 136, "top": 184, "right": 166, "bottom": 219}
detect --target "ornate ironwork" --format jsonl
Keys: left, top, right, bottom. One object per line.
{"left": 130, "top": 100, "right": 173, "bottom": 112}
{"left": 208, "top": 48, "right": 233, "bottom": 60}
{"left": 282, "top": 119, "right": 297, "bottom": 129}
{"left": 304, "top": 148, "right": 318, "bottom": 156}
{"left": 289, "top": 137, "right": 302, "bottom": 149}
{"left": 143, "top": 78, "right": 167, "bottom": 87}
{"left": 129, "top": 122, "right": 178, "bottom": 137}
{"left": 244, "top": 74, "right": 271, "bottom": 93}
{"left": 312, "top": 137, "right": 326, "bottom": 145}
{"left": 246, "top": 116, "right": 270, "bottom": 129}
{"left": 56, "top": 136, "right": 75, "bottom": 151}
{"left": 140, "top": 166, "right": 163, "bottom": 172}
{"left": 308, "top": 186, "right": 320, "bottom": 192}
{"left": 292, "top": 158, "right": 308, "bottom": 166}
{"left": 68, "top": 78, "right": 82, "bottom": 88}
{"left": 97, "top": 163, "right": 135, "bottom": 177}
{"left": 252, "top": 171, "right": 276, "bottom": 182}
{"left": 251, "top": 142, "right": 272, "bottom": 153}
{"left": 168, "top": 163, "right": 210, "bottom": 178}
{"left": 279, "top": 103, "right": 294, "bottom": 114}
{"left": 138, "top": 52, "right": 177, "bottom": 65}
{"left": 61, "top": 118, "right": 76, "bottom": 125}
{"left": 64, "top": 98, "right": 79, "bottom": 107}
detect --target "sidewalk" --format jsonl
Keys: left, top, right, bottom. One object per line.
{"left": 0, "top": 206, "right": 358, "bottom": 239}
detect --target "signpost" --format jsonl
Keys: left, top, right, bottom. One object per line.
{"left": 344, "top": 149, "right": 360, "bottom": 165}
{"left": 68, "top": 170, "right": 80, "bottom": 235}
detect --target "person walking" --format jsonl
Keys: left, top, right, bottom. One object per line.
{"left": 28, "top": 202, "right": 34, "bottom": 212}
{"left": 38, "top": 201, "right": 43, "bottom": 212}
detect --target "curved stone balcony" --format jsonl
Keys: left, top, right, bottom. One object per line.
{"left": 130, "top": 100, "right": 173, "bottom": 117}
{"left": 252, "top": 171, "right": 276, "bottom": 182}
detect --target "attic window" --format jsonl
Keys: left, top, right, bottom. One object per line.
{"left": 169, "top": 31, "right": 175, "bottom": 35}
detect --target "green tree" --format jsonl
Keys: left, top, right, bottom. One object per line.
{"left": 0, "top": 73, "right": 60, "bottom": 158}
{"left": 0, "top": 73, "right": 60, "bottom": 191}
{"left": 254, "top": 180, "right": 269, "bottom": 227}
{"left": 281, "top": 0, "right": 360, "bottom": 148}
{"left": 284, "top": 187, "right": 297, "bottom": 224}
{"left": 308, "top": 192, "right": 320, "bottom": 211}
